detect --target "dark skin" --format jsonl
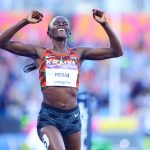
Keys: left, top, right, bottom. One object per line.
{"left": 0, "top": 9, "right": 123, "bottom": 150}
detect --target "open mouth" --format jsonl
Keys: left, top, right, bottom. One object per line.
{"left": 58, "top": 28, "right": 65, "bottom": 32}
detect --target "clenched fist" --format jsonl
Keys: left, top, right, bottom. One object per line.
{"left": 92, "top": 9, "right": 107, "bottom": 24}
{"left": 26, "top": 10, "right": 43, "bottom": 24}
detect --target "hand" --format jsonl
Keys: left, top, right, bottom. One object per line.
{"left": 92, "top": 9, "right": 107, "bottom": 24}
{"left": 26, "top": 10, "right": 43, "bottom": 24}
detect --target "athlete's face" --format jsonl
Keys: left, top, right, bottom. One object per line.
{"left": 48, "top": 16, "right": 71, "bottom": 40}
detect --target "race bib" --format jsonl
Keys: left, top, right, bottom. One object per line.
{"left": 45, "top": 59, "right": 78, "bottom": 87}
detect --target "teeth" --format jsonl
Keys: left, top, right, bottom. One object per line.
{"left": 58, "top": 28, "right": 65, "bottom": 31}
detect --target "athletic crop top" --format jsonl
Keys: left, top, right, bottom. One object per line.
{"left": 38, "top": 48, "right": 80, "bottom": 89}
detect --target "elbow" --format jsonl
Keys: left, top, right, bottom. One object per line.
{"left": 0, "top": 44, "right": 4, "bottom": 49}
{"left": 111, "top": 47, "right": 123, "bottom": 58}
{"left": 0, "top": 41, "right": 2, "bottom": 48}
{"left": 0, "top": 38, "right": 8, "bottom": 48}
{"left": 0, "top": 38, "right": 3, "bottom": 48}
{"left": 0, "top": 42, "right": 7, "bottom": 49}
{"left": 116, "top": 50, "right": 123, "bottom": 57}
{"left": 114, "top": 52, "right": 123, "bottom": 58}
{"left": 0, "top": 41, "right": 4, "bottom": 48}
{"left": 0, "top": 44, "right": 3, "bottom": 49}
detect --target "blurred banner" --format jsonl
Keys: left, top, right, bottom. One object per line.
{"left": 0, "top": 12, "right": 150, "bottom": 47}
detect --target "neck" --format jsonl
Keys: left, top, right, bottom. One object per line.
{"left": 52, "top": 39, "right": 68, "bottom": 53}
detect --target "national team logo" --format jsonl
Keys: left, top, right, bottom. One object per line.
{"left": 69, "top": 56, "right": 78, "bottom": 62}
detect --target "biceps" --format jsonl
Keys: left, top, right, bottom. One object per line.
{"left": 1, "top": 41, "right": 37, "bottom": 57}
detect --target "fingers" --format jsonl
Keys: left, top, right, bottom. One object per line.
{"left": 92, "top": 9, "right": 107, "bottom": 24}
{"left": 92, "top": 9, "right": 104, "bottom": 17}
{"left": 31, "top": 10, "right": 43, "bottom": 19}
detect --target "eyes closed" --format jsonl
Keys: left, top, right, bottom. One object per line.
{"left": 53, "top": 21, "right": 69, "bottom": 26}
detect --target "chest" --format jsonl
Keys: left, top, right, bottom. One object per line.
{"left": 39, "top": 53, "right": 79, "bottom": 87}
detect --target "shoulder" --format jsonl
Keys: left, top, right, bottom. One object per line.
{"left": 70, "top": 47, "right": 80, "bottom": 58}
{"left": 31, "top": 45, "right": 47, "bottom": 59}
{"left": 70, "top": 46, "right": 91, "bottom": 59}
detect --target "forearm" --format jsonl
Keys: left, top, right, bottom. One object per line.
{"left": 101, "top": 22, "right": 123, "bottom": 56}
{"left": 0, "top": 19, "right": 29, "bottom": 47}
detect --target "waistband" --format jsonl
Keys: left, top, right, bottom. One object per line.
{"left": 42, "top": 102, "right": 78, "bottom": 113}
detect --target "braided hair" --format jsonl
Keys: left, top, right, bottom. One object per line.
{"left": 23, "top": 63, "right": 37, "bottom": 73}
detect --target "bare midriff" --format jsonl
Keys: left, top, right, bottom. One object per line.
{"left": 41, "top": 86, "right": 78, "bottom": 110}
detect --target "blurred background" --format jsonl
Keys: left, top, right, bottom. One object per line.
{"left": 0, "top": 0, "right": 150, "bottom": 150}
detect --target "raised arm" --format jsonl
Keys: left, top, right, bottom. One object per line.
{"left": 0, "top": 10, "right": 44, "bottom": 58}
{"left": 77, "top": 9, "right": 123, "bottom": 60}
